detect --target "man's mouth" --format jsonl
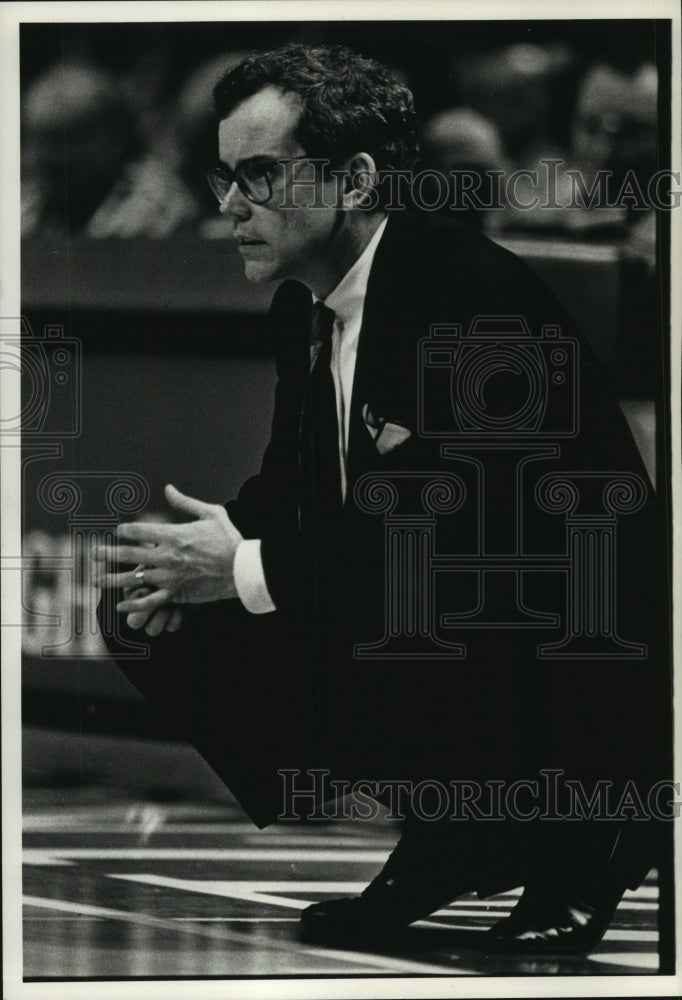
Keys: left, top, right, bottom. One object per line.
{"left": 238, "top": 237, "right": 265, "bottom": 247}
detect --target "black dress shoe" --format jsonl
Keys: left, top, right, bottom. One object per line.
{"left": 487, "top": 821, "right": 654, "bottom": 954}
{"left": 486, "top": 878, "right": 628, "bottom": 954}
{"left": 300, "top": 824, "right": 521, "bottom": 944}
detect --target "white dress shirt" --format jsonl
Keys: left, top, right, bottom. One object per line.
{"left": 234, "top": 215, "right": 389, "bottom": 614}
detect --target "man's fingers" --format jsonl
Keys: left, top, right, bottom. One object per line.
{"left": 166, "top": 606, "right": 185, "bottom": 632}
{"left": 126, "top": 602, "right": 183, "bottom": 633}
{"left": 124, "top": 586, "right": 153, "bottom": 630}
{"left": 94, "top": 544, "right": 182, "bottom": 578}
{"left": 144, "top": 607, "right": 173, "bottom": 637}
{"left": 95, "top": 543, "right": 162, "bottom": 567}
{"left": 116, "top": 521, "right": 175, "bottom": 545}
{"left": 164, "top": 483, "right": 213, "bottom": 519}
{"left": 127, "top": 611, "right": 151, "bottom": 630}
{"left": 117, "top": 588, "right": 174, "bottom": 615}
{"left": 96, "top": 568, "right": 164, "bottom": 591}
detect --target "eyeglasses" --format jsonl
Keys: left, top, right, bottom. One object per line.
{"left": 206, "top": 156, "right": 310, "bottom": 206}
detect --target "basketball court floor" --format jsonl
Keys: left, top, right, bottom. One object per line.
{"left": 22, "top": 785, "right": 664, "bottom": 981}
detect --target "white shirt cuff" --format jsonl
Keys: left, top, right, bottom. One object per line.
{"left": 233, "top": 538, "right": 276, "bottom": 614}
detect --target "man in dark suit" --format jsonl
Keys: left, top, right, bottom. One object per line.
{"left": 96, "top": 43, "right": 669, "bottom": 952}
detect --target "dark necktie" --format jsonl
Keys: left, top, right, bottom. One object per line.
{"left": 300, "top": 301, "right": 342, "bottom": 527}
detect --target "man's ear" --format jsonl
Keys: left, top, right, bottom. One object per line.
{"left": 338, "top": 152, "right": 380, "bottom": 210}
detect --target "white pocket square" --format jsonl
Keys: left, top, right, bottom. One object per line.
{"left": 362, "top": 404, "right": 412, "bottom": 455}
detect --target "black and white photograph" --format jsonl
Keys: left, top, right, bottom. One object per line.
{"left": 1, "top": 1, "right": 680, "bottom": 996}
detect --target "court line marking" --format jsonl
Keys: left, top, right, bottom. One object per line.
{"left": 109, "top": 876, "right": 372, "bottom": 910}
{"left": 425, "top": 902, "right": 658, "bottom": 917}
{"left": 419, "top": 919, "right": 658, "bottom": 944}
{"left": 23, "top": 848, "right": 390, "bottom": 863}
{"left": 587, "top": 951, "right": 659, "bottom": 970}
{"left": 432, "top": 900, "right": 658, "bottom": 913}
{"left": 22, "top": 855, "right": 76, "bottom": 867}
{"left": 22, "top": 894, "right": 469, "bottom": 976}
{"left": 601, "top": 930, "right": 659, "bottom": 942}
{"left": 23, "top": 894, "right": 281, "bottom": 941}
{"left": 623, "top": 885, "right": 659, "bottom": 899}
{"left": 416, "top": 922, "right": 489, "bottom": 932}
{"left": 23, "top": 814, "right": 386, "bottom": 833}
{"left": 108, "top": 875, "right": 656, "bottom": 943}
{"left": 428, "top": 909, "right": 511, "bottom": 920}
{"left": 610, "top": 901, "right": 659, "bottom": 910}
{"left": 22, "top": 821, "right": 259, "bottom": 834}
{"left": 106, "top": 876, "right": 517, "bottom": 926}
{"left": 23, "top": 915, "right": 657, "bottom": 940}
{"left": 22, "top": 806, "right": 245, "bottom": 822}
{"left": 24, "top": 879, "right": 658, "bottom": 971}
{"left": 23, "top": 894, "right": 294, "bottom": 946}
{"left": 23, "top": 821, "right": 393, "bottom": 845}
{"left": 108, "top": 876, "right": 519, "bottom": 923}
{"left": 295, "top": 946, "right": 480, "bottom": 976}
{"left": 174, "top": 917, "right": 300, "bottom": 922}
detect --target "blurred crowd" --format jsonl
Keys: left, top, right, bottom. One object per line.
{"left": 21, "top": 33, "right": 661, "bottom": 267}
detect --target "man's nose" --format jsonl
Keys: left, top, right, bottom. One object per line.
{"left": 219, "top": 181, "right": 251, "bottom": 220}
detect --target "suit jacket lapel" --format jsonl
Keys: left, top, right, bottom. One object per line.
{"left": 346, "top": 212, "right": 423, "bottom": 486}
{"left": 274, "top": 214, "right": 434, "bottom": 496}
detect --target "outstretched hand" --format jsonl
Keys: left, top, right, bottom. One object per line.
{"left": 95, "top": 484, "right": 243, "bottom": 620}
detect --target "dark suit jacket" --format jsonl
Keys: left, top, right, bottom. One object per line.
{"left": 101, "top": 210, "right": 669, "bottom": 827}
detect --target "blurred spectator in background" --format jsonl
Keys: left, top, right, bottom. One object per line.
{"left": 419, "top": 107, "right": 511, "bottom": 231}
{"left": 22, "top": 61, "right": 140, "bottom": 236}
{"left": 454, "top": 43, "right": 576, "bottom": 168}
{"left": 21, "top": 60, "right": 197, "bottom": 238}
{"left": 572, "top": 60, "right": 662, "bottom": 398}
{"left": 165, "top": 51, "right": 248, "bottom": 239}
{"left": 569, "top": 59, "right": 658, "bottom": 260}
{"left": 20, "top": 45, "right": 661, "bottom": 263}
{"left": 571, "top": 61, "right": 658, "bottom": 196}
{"left": 498, "top": 58, "right": 658, "bottom": 257}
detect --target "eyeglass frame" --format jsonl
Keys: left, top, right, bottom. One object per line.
{"left": 206, "top": 156, "right": 316, "bottom": 206}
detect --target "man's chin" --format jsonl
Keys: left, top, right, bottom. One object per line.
{"left": 242, "top": 260, "right": 279, "bottom": 284}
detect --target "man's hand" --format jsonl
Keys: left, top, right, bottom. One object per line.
{"left": 123, "top": 581, "right": 185, "bottom": 636}
{"left": 95, "top": 484, "right": 243, "bottom": 618}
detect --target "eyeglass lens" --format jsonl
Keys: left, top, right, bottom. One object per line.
{"left": 208, "top": 165, "right": 271, "bottom": 205}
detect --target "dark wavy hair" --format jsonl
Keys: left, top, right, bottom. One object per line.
{"left": 212, "top": 43, "right": 419, "bottom": 173}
